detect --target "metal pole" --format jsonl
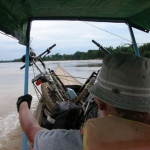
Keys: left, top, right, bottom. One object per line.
{"left": 128, "top": 23, "right": 140, "bottom": 56}
{"left": 22, "top": 21, "right": 31, "bottom": 150}
{"left": 22, "top": 45, "right": 29, "bottom": 150}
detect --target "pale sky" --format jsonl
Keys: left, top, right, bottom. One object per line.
{"left": 1, "top": 21, "right": 150, "bottom": 60}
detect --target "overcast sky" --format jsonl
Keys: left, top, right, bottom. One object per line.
{"left": 1, "top": 21, "right": 150, "bottom": 60}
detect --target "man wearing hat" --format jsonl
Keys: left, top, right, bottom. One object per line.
{"left": 17, "top": 53, "right": 150, "bottom": 150}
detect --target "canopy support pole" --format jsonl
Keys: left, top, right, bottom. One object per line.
{"left": 22, "top": 20, "right": 31, "bottom": 150}
{"left": 22, "top": 45, "right": 29, "bottom": 150}
{"left": 128, "top": 24, "right": 140, "bottom": 56}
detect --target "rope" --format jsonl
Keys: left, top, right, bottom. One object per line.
{"left": 32, "top": 65, "right": 42, "bottom": 100}
{"left": 49, "top": 73, "right": 94, "bottom": 87}
{"left": 58, "top": 64, "right": 70, "bottom": 85}
{"left": 55, "top": 74, "right": 88, "bottom": 80}
{"left": 31, "top": 60, "right": 95, "bottom": 89}
{"left": 47, "top": 73, "right": 84, "bottom": 85}
{"left": 82, "top": 21, "right": 132, "bottom": 43}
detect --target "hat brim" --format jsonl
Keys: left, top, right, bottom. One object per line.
{"left": 89, "top": 82, "right": 150, "bottom": 113}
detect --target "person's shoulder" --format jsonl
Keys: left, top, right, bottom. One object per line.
{"left": 34, "top": 129, "right": 82, "bottom": 150}
{"left": 35, "top": 129, "right": 81, "bottom": 138}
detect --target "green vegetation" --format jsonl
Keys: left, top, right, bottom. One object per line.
{"left": 1, "top": 43, "right": 150, "bottom": 62}
{"left": 0, "top": 58, "right": 21, "bottom": 63}
{"left": 42, "top": 43, "right": 150, "bottom": 61}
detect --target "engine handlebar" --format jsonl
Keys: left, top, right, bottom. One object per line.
{"left": 38, "top": 44, "right": 56, "bottom": 57}
{"left": 92, "top": 40, "right": 111, "bottom": 54}
{"left": 20, "top": 62, "right": 33, "bottom": 70}
{"left": 92, "top": 40, "right": 100, "bottom": 47}
{"left": 20, "top": 44, "right": 56, "bottom": 70}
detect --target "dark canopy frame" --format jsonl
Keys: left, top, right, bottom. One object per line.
{"left": 0, "top": 0, "right": 150, "bottom": 44}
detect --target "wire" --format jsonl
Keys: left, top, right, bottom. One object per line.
{"left": 32, "top": 65, "right": 42, "bottom": 100}
{"left": 51, "top": 74, "right": 96, "bottom": 87}
{"left": 82, "top": 21, "right": 132, "bottom": 43}
{"left": 83, "top": 22, "right": 149, "bottom": 45}
{"left": 56, "top": 74, "right": 88, "bottom": 80}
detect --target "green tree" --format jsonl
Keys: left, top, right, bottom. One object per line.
{"left": 143, "top": 51, "right": 150, "bottom": 58}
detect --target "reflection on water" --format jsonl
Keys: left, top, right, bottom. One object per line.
{"left": 0, "top": 60, "right": 102, "bottom": 149}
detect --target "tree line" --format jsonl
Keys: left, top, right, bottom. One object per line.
{"left": 1, "top": 43, "right": 150, "bottom": 62}
{"left": 42, "top": 43, "right": 150, "bottom": 61}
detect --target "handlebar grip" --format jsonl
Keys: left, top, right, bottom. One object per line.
{"left": 92, "top": 40, "right": 111, "bottom": 54}
{"left": 49, "top": 44, "right": 56, "bottom": 50}
{"left": 20, "top": 62, "right": 33, "bottom": 70}
{"left": 92, "top": 40, "right": 100, "bottom": 47}
{"left": 38, "top": 44, "right": 56, "bottom": 57}
{"left": 20, "top": 65, "right": 25, "bottom": 70}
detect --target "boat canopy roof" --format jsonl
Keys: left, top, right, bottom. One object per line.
{"left": 0, "top": 0, "right": 150, "bottom": 44}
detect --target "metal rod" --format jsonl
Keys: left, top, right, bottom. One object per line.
{"left": 32, "top": 60, "right": 44, "bottom": 74}
{"left": 128, "top": 24, "right": 140, "bottom": 56}
{"left": 23, "top": 20, "right": 31, "bottom": 150}
{"left": 22, "top": 44, "right": 29, "bottom": 150}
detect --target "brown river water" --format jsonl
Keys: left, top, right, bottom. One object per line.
{"left": 0, "top": 60, "right": 102, "bottom": 150}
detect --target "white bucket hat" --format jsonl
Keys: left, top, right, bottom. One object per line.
{"left": 89, "top": 53, "right": 150, "bottom": 113}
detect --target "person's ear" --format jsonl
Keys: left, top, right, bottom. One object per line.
{"left": 95, "top": 98, "right": 106, "bottom": 111}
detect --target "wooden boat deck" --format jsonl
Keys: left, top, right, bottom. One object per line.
{"left": 55, "top": 64, "right": 82, "bottom": 86}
